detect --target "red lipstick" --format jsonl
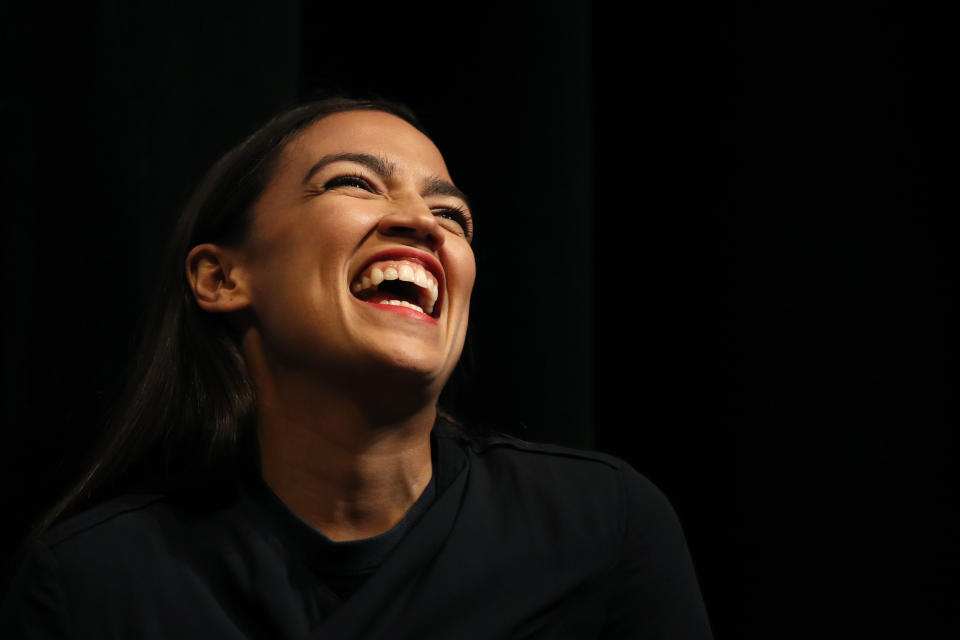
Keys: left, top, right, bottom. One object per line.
{"left": 353, "top": 247, "right": 446, "bottom": 317}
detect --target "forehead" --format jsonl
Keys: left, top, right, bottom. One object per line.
{"left": 282, "top": 110, "right": 452, "bottom": 180}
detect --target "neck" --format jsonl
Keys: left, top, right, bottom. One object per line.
{"left": 251, "top": 355, "right": 438, "bottom": 542}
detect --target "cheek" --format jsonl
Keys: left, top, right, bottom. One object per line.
{"left": 447, "top": 244, "right": 477, "bottom": 295}
{"left": 245, "top": 241, "right": 328, "bottom": 338}
{"left": 250, "top": 221, "right": 349, "bottom": 291}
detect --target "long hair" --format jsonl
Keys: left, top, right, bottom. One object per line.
{"left": 32, "top": 97, "right": 450, "bottom": 537}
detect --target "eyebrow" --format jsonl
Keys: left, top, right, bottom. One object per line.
{"left": 422, "top": 176, "right": 472, "bottom": 213}
{"left": 302, "top": 152, "right": 396, "bottom": 185}
{"left": 302, "top": 151, "right": 472, "bottom": 211}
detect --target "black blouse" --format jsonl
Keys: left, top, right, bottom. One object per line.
{"left": 1, "top": 421, "right": 713, "bottom": 639}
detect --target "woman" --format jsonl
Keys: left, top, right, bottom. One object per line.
{"left": 1, "top": 98, "right": 713, "bottom": 638}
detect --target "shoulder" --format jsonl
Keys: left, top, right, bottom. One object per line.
{"left": 41, "top": 493, "right": 171, "bottom": 547}
{"left": 437, "top": 424, "right": 673, "bottom": 537}
{"left": 16, "top": 494, "right": 183, "bottom": 595}
{"left": 34, "top": 492, "right": 200, "bottom": 571}
{"left": 1, "top": 494, "right": 176, "bottom": 636}
{"left": 18, "top": 489, "right": 243, "bottom": 599}
{"left": 440, "top": 424, "right": 660, "bottom": 495}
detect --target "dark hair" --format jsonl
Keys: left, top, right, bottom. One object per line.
{"left": 32, "top": 97, "right": 465, "bottom": 537}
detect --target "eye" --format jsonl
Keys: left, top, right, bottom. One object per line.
{"left": 433, "top": 206, "right": 474, "bottom": 241}
{"left": 323, "top": 175, "right": 377, "bottom": 192}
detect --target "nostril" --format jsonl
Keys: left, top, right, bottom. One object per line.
{"left": 376, "top": 207, "right": 446, "bottom": 251}
{"left": 381, "top": 217, "right": 444, "bottom": 249}
{"left": 386, "top": 224, "right": 429, "bottom": 241}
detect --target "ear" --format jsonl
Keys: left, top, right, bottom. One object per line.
{"left": 185, "top": 243, "right": 251, "bottom": 313}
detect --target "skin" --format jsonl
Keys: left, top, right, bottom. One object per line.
{"left": 185, "top": 110, "right": 476, "bottom": 540}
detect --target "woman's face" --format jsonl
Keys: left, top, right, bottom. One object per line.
{"left": 236, "top": 110, "right": 476, "bottom": 397}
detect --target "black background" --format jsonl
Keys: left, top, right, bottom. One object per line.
{"left": 1, "top": 1, "right": 955, "bottom": 637}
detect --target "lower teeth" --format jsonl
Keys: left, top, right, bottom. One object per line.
{"left": 381, "top": 299, "right": 424, "bottom": 314}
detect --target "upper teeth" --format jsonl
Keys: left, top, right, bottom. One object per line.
{"left": 351, "top": 260, "right": 440, "bottom": 315}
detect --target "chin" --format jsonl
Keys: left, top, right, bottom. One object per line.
{"left": 382, "top": 353, "right": 448, "bottom": 384}
{"left": 366, "top": 346, "right": 455, "bottom": 392}
{"left": 351, "top": 360, "right": 450, "bottom": 421}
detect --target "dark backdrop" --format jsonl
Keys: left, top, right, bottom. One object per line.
{"left": 2, "top": 1, "right": 955, "bottom": 637}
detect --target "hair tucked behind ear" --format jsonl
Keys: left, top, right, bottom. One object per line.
{"left": 29, "top": 97, "right": 447, "bottom": 540}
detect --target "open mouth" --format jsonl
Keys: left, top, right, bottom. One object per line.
{"left": 351, "top": 258, "right": 442, "bottom": 319}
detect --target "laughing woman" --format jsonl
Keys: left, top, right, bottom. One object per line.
{"left": 1, "top": 98, "right": 713, "bottom": 639}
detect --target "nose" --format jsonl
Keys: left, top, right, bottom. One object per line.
{"left": 376, "top": 199, "right": 445, "bottom": 252}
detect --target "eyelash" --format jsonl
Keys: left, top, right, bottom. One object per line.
{"left": 321, "top": 174, "right": 475, "bottom": 241}
{"left": 433, "top": 205, "right": 474, "bottom": 240}
{"left": 323, "top": 175, "right": 376, "bottom": 192}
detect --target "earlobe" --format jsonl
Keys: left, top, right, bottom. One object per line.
{"left": 185, "top": 244, "right": 251, "bottom": 313}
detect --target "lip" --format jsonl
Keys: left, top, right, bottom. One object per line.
{"left": 352, "top": 247, "right": 446, "bottom": 318}
{"left": 364, "top": 301, "right": 439, "bottom": 324}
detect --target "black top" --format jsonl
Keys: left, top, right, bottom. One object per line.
{"left": 0, "top": 421, "right": 713, "bottom": 639}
